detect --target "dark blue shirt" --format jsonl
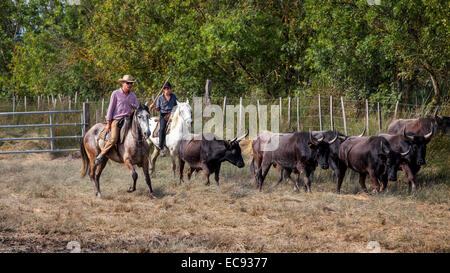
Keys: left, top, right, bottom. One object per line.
{"left": 156, "top": 93, "right": 178, "bottom": 114}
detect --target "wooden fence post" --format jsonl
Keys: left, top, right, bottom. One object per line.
{"left": 222, "top": 96, "right": 226, "bottom": 126}
{"left": 37, "top": 95, "right": 40, "bottom": 110}
{"left": 318, "top": 94, "right": 322, "bottom": 131}
{"left": 330, "top": 95, "right": 333, "bottom": 130}
{"left": 377, "top": 102, "right": 382, "bottom": 133}
{"left": 24, "top": 96, "right": 27, "bottom": 112}
{"left": 296, "top": 97, "right": 300, "bottom": 131}
{"left": 288, "top": 97, "right": 291, "bottom": 129}
{"left": 205, "top": 79, "right": 211, "bottom": 105}
{"left": 69, "top": 97, "right": 71, "bottom": 110}
{"left": 239, "top": 97, "right": 243, "bottom": 134}
{"left": 257, "top": 99, "right": 260, "bottom": 130}
{"left": 341, "top": 96, "right": 347, "bottom": 135}
{"left": 74, "top": 92, "right": 78, "bottom": 105}
{"left": 366, "top": 99, "right": 369, "bottom": 136}
{"left": 12, "top": 95, "right": 16, "bottom": 112}
{"left": 279, "top": 97, "right": 282, "bottom": 126}
{"left": 394, "top": 101, "right": 399, "bottom": 120}
{"left": 83, "top": 102, "right": 90, "bottom": 137}
{"left": 101, "top": 98, "right": 105, "bottom": 120}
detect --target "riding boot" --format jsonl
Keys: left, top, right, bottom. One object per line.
{"left": 96, "top": 120, "right": 119, "bottom": 166}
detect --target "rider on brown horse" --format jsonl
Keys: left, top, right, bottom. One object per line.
{"left": 94, "top": 75, "right": 139, "bottom": 166}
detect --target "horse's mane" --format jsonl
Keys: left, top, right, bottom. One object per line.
{"left": 169, "top": 102, "right": 190, "bottom": 130}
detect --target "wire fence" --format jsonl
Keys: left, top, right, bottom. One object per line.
{"left": 1, "top": 94, "right": 449, "bottom": 148}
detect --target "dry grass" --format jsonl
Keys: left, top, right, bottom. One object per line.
{"left": 0, "top": 138, "right": 449, "bottom": 253}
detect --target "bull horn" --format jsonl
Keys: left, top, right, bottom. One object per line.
{"left": 403, "top": 126, "right": 414, "bottom": 141}
{"left": 236, "top": 130, "right": 249, "bottom": 143}
{"left": 229, "top": 137, "right": 237, "bottom": 143}
{"left": 328, "top": 130, "right": 338, "bottom": 144}
{"left": 309, "top": 130, "right": 319, "bottom": 145}
{"left": 358, "top": 127, "right": 366, "bottom": 137}
{"left": 144, "top": 101, "right": 148, "bottom": 106}
{"left": 424, "top": 128, "right": 433, "bottom": 139}
{"left": 400, "top": 146, "right": 411, "bottom": 156}
{"left": 433, "top": 107, "right": 439, "bottom": 118}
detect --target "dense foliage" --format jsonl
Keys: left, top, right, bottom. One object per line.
{"left": 0, "top": 0, "right": 448, "bottom": 105}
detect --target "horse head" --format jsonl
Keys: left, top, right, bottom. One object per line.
{"left": 173, "top": 99, "right": 192, "bottom": 129}
{"left": 132, "top": 103, "right": 151, "bottom": 140}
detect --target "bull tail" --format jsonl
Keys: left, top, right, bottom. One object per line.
{"left": 80, "top": 139, "right": 90, "bottom": 178}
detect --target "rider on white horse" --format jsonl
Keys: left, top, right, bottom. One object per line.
{"left": 150, "top": 82, "right": 178, "bottom": 153}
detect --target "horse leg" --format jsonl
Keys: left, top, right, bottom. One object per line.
{"left": 142, "top": 159, "right": 154, "bottom": 197}
{"left": 85, "top": 151, "right": 102, "bottom": 197}
{"left": 170, "top": 150, "right": 177, "bottom": 177}
{"left": 124, "top": 159, "right": 138, "bottom": 193}
{"left": 149, "top": 148, "right": 160, "bottom": 175}
{"left": 93, "top": 158, "right": 108, "bottom": 197}
{"left": 178, "top": 157, "right": 185, "bottom": 184}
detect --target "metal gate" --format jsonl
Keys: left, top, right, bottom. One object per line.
{"left": 0, "top": 103, "right": 90, "bottom": 154}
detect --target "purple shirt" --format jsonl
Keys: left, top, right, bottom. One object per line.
{"left": 106, "top": 88, "right": 139, "bottom": 121}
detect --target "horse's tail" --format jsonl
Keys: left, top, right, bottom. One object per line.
{"left": 80, "top": 139, "right": 90, "bottom": 178}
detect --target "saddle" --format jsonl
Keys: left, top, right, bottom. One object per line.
{"left": 99, "top": 117, "right": 131, "bottom": 145}
{"left": 152, "top": 113, "right": 172, "bottom": 138}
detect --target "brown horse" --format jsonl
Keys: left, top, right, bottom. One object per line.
{"left": 80, "top": 103, "right": 153, "bottom": 198}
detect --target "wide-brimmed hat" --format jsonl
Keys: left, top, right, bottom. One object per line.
{"left": 118, "top": 75, "right": 136, "bottom": 83}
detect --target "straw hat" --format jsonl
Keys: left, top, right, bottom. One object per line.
{"left": 118, "top": 75, "right": 136, "bottom": 83}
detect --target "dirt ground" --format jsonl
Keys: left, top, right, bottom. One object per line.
{"left": 0, "top": 144, "right": 449, "bottom": 253}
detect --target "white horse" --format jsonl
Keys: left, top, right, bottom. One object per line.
{"left": 147, "top": 100, "right": 192, "bottom": 175}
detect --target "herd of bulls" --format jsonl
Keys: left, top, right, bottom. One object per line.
{"left": 178, "top": 114, "right": 449, "bottom": 195}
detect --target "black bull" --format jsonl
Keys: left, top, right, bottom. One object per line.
{"left": 379, "top": 127, "right": 431, "bottom": 192}
{"left": 178, "top": 133, "right": 247, "bottom": 186}
{"left": 338, "top": 136, "right": 401, "bottom": 194}
{"left": 388, "top": 116, "right": 449, "bottom": 137}
{"left": 251, "top": 131, "right": 337, "bottom": 192}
